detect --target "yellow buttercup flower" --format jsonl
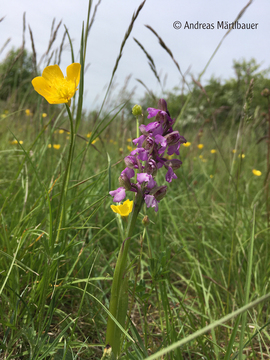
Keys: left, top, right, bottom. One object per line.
{"left": 59, "top": 129, "right": 64, "bottom": 134}
{"left": 210, "top": 174, "right": 214, "bottom": 178}
{"left": 197, "top": 144, "right": 204, "bottom": 149}
{"left": 199, "top": 155, "right": 203, "bottom": 159}
{"left": 111, "top": 199, "right": 133, "bottom": 217}
{"left": 211, "top": 149, "right": 216, "bottom": 154}
{"left": 252, "top": 169, "right": 262, "bottom": 176}
{"left": 11, "top": 140, "right": 23, "bottom": 145}
{"left": 183, "top": 142, "right": 191, "bottom": 147}
{"left": 48, "top": 144, "right": 52, "bottom": 148}
{"left": 232, "top": 149, "right": 236, "bottom": 153}
{"left": 53, "top": 144, "right": 61, "bottom": 150}
{"left": 86, "top": 132, "right": 92, "bottom": 138}
{"left": 238, "top": 154, "right": 245, "bottom": 159}
{"left": 127, "top": 145, "right": 133, "bottom": 152}
{"left": 32, "top": 63, "right": 81, "bottom": 106}
{"left": 42, "top": 113, "right": 47, "bottom": 118}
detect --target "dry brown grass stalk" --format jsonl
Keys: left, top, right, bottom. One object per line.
{"left": 133, "top": 37, "right": 161, "bottom": 86}
{"left": 145, "top": 25, "right": 183, "bottom": 78}
{"left": 46, "top": 19, "right": 62, "bottom": 56}
{"left": 28, "top": 25, "right": 37, "bottom": 74}
{"left": 110, "top": 0, "right": 146, "bottom": 83}
{"left": 58, "top": 30, "right": 67, "bottom": 65}
{"left": 87, "top": 0, "right": 102, "bottom": 36}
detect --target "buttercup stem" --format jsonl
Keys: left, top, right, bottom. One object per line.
{"left": 105, "top": 190, "right": 144, "bottom": 355}
{"left": 54, "top": 104, "right": 75, "bottom": 245}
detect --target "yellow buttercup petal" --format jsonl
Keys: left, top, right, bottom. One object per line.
{"left": 110, "top": 205, "right": 119, "bottom": 214}
{"left": 66, "top": 63, "right": 81, "bottom": 87}
{"left": 42, "top": 65, "right": 64, "bottom": 83}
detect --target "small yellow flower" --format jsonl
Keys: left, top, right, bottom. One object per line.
{"left": 25, "top": 109, "right": 31, "bottom": 116}
{"left": 32, "top": 63, "right": 81, "bottom": 105}
{"left": 66, "top": 136, "right": 70, "bottom": 140}
{"left": 183, "top": 142, "right": 191, "bottom": 147}
{"left": 197, "top": 144, "right": 204, "bottom": 149}
{"left": 252, "top": 169, "right": 262, "bottom": 176}
{"left": 53, "top": 144, "right": 61, "bottom": 150}
{"left": 127, "top": 138, "right": 132, "bottom": 142}
{"left": 11, "top": 140, "right": 23, "bottom": 145}
{"left": 210, "top": 174, "right": 214, "bottom": 178}
{"left": 238, "top": 154, "right": 245, "bottom": 159}
{"left": 199, "top": 155, "right": 203, "bottom": 159}
{"left": 109, "top": 139, "right": 114, "bottom": 143}
{"left": 211, "top": 149, "right": 216, "bottom": 154}
{"left": 127, "top": 145, "right": 133, "bottom": 152}
{"left": 111, "top": 199, "right": 133, "bottom": 217}
{"left": 86, "top": 132, "right": 92, "bottom": 138}
{"left": 232, "top": 149, "right": 236, "bottom": 153}
{"left": 59, "top": 129, "right": 64, "bottom": 134}
{"left": 119, "top": 147, "right": 123, "bottom": 152}
{"left": 48, "top": 144, "right": 52, "bottom": 148}
{"left": 42, "top": 113, "right": 47, "bottom": 118}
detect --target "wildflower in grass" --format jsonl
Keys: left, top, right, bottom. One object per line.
{"left": 53, "top": 144, "right": 61, "bottom": 150}
{"left": 111, "top": 199, "right": 133, "bottom": 217}
{"left": 32, "top": 63, "right": 81, "bottom": 106}
{"left": 59, "top": 129, "right": 64, "bottom": 134}
{"left": 127, "top": 138, "right": 132, "bottom": 142}
{"left": 25, "top": 109, "right": 31, "bottom": 116}
{"left": 42, "top": 113, "right": 47, "bottom": 118}
{"left": 109, "top": 99, "right": 186, "bottom": 212}
{"left": 11, "top": 140, "right": 23, "bottom": 145}
{"left": 210, "top": 174, "right": 214, "bottom": 178}
{"left": 48, "top": 144, "right": 52, "bottom": 148}
{"left": 238, "top": 153, "right": 245, "bottom": 158}
{"left": 127, "top": 145, "right": 133, "bottom": 152}
{"left": 232, "top": 149, "right": 236, "bottom": 153}
{"left": 252, "top": 169, "right": 262, "bottom": 176}
{"left": 197, "top": 143, "right": 204, "bottom": 149}
{"left": 183, "top": 141, "right": 191, "bottom": 147}
{"left": 199, "top": 155, "right": 203, "bottom": 159}
{"left": 66, "top": 136, "right": 70, "bottom": 140}
{"left": 211, "top": 149, "right": 216, "bottom": 154}
{"left": 109, "top": 139, "right": 114, "bottom": 143}
{"left": 87, "top": 132, "right": 92, "bottom": 138}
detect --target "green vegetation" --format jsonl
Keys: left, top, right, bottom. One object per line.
{"left": 1, "top": 1, "right": 270, "bottom": 359}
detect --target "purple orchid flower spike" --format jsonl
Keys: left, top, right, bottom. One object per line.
{"left": 109, "top": 99, "right": 186, "bottom": 212}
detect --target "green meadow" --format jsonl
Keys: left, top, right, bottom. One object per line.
{"left": 1, "top": 1, "right": 270, "bottom": 359}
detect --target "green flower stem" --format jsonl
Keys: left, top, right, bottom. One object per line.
{"left": 54, "top": 104, "right": 75, "bottom": 245}
{"left": 105, "top": 190, "right": 144, "bottom": 356}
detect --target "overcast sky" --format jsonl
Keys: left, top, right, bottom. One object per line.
{"left": 1, "top": 0, "right": 269, "bottom": 111}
